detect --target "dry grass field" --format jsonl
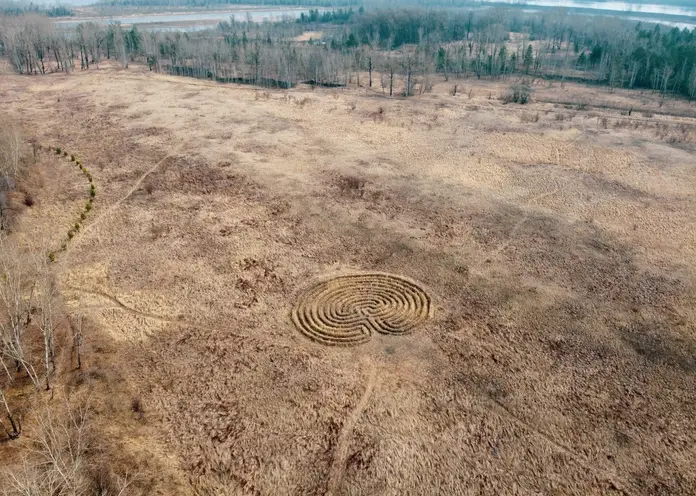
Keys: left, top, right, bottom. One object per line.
{"left": 1, "top": 62, "right": 695, "bottom": 495}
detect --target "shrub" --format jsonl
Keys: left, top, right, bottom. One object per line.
{"left": 144, "top": 181, "right": 154, "bottom": 194}
{"left": 131, "top": 397, "right": 143, "bottom": 414}
{"left": 56, "top": 147, "right": 61, "bottom": 154}
{"left": 76, "top": 160, "right": 81, "bottom": 166}
{"left": 23, "top": 193, "right": 34, "bottom": 207}
{"left": 74, "top": 222, "right": 80, "bottom": 231}
{"left": 48, "top": 252, "right": 56, "bottom": 262}
{"left": 80, "top": 212, "right": 86, "bottom": 220}
{"left": 337, "top": 175, "right": 366, "bottom": 197}
{"left": 67, "top": 230, "right": 74, "bottom": 239}
{"left": 70, "top": 154, "right": 75, "bottom": 161}
{"left": 501, "top": 84, "right": 532, "bottom": 104}
{"left": 63, "top": 151, "right": 68, "bottom": 157}
{"left": 85, "top": 202, "right": 92, "bottom": 212}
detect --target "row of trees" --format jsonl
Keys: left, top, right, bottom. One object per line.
{"left": 1, "top": 121, "right": 63, "bottom": 442}
{"left": 347, "top": 8, "right": 696, "bottom": 97}
{"left": 297, "top": 7, "right": 357, "bottom": 25}
{"left": 0, "top": 121, "right": 133, "bottom": 496}
{"left": 0, "top": 1, "right": 73, "bottom": 17}
{"left": 96, "top": 0, "right": 357, "bottom": 7}
{"left": 1, "top": 7, "right": 696, "bottom": 98}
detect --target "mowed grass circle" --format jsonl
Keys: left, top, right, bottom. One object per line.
{"left": 292, "top": 273, "right": 432, "bottom": 347}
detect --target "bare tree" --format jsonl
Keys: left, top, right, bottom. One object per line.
{"left": 0, "top": 237, "right": 40, "bottom": 389}
{"left": 36, "top": 254, "right": 59, "bottom": 390}
{"left": 0, "top": 385, "right": 21, "bottom": 439}
{"left": 72, "top": 314, "right": 83, "bottom": 371}
{"left": 0, "top": 118, "right": 22, "bottom": 189}
{"left": 1, "top": 403, "right": 91, "bottom": 495}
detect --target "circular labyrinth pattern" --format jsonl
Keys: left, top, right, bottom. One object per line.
{"left": 292, "top": 273, "right": 432, "bottom": 347}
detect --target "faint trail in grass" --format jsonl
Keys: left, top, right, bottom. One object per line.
{"left": 326, "top": 364, "right": 377, "bottom": 496}
{"left": 64, "top": 151, "right": 177, "bottom": 264}
{"left": 86, "top": 151, "right": 176, "bottom": 233}
{"left": 485, "top": 395, "right": 631, "bottom": 494}
{"left": 64, "top": 286, "right": 247, "bottom": 339}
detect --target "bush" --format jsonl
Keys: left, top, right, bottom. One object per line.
{"left": 63, "top": 151, "right": 68, "bottom": 157}
{"left": 85, "top": 202, "right": 92, "bottom": 212}
{"left": 23, "top": 193, "right": 34, "bottom": 207}
{"left": 74, "top": 223, "right": 80, "bottom": 231}
{"left": 55, "top": 147, "right": 61, "bottom": 154}
{"left": 48, "top": 252, "right": 56, "bottom": 262}
{"left": 501, "top": 84, "right": 532, "bottom": 104}
{"left": 337, "top": 175, "right": 366, "bottom": 197}
{"left": 70, "top": 154, "right": 75, "bottom": 161}
{"left": 67, "top": 230, "right": 74, "bottom": 239}
{"left": 80, "top": 212, "right": 86, "bottom": 220}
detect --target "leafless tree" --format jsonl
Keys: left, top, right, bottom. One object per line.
{"left": 0, "top": 118, "right": 22, "bottom": 189}
{"left": 0, "top": 385, "right": 21, "bottom": 439}
{"left": 73, "top": 314, "right": 83, "bottom": 371}
{"left": 36, "top": 253, "right": 59, "bottom": 391}
{"left": 0, "top": 237, "right": 40, "bottom": 389}
{"left": 1, "top": 402, "right": 90, "bottom": 495}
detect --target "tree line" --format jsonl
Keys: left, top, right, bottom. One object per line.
{"left": 1, "top": 7, "right": 696, "bottom": 99}
{"left": 0, "top": 1, "right": 73, "bottom": 17}
{"left": 1, "top": 116, "right": 138, "bottom": 496}
{"left": 96, "top": 0, "right": 358, "bottom": 7}
{"left": 347, "top": 9, "right": 696, "bottom": 98}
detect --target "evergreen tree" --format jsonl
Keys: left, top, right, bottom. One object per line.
{"left": 523, "top": 45, "right": 533, "bottom": 74}
{"left": 577, "top": 52, "right": 587, "bottom": 68}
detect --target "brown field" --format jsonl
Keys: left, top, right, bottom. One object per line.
{"left": 2, "top": 62, "right": 695, "bottom": 495}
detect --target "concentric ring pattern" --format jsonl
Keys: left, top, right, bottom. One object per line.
{"left": 292, "top": 273, "right": 432, "bottom": 346}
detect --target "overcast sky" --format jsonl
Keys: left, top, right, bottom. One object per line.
{"left": 45, "top": 0, "right": 696, "bottom": 11}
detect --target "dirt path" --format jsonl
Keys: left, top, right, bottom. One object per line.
{"left": 326, "top": 363, "right": 378, "bottom": 495}
{"left": 65, "top": 286, "right": 248, "bottom": 339}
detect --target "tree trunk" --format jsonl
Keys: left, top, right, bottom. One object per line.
{"left": 0, "top": 388, "right": 20, "bottom": 439}
{"left": 389, "top": 68, "right": 394, "bottom": 97}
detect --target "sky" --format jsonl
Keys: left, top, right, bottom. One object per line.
{"left": 37, "top": 0, "right": 696, "bottom": 12}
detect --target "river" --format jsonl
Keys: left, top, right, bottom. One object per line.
{"left": 54, "top": 8, "right": 326, "bottom": 30}
{"left": 483, "top": 1, "right": 696, "bottom": 17}
{"left": 53, "top": 2, "right": 695, "bottom": 32}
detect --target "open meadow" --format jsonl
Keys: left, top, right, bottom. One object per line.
{"left": 1, "top": 62, "right": 695, "bottom": 494}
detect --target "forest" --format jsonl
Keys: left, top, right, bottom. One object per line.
{"left": 0, "top": 1, "right": 73, "bottom": 17}
{"left": 1, "top": 6, "right": 696, "bottom": 99}
{"left": 96, "top": 0, "right": 358, "bottom": 7}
